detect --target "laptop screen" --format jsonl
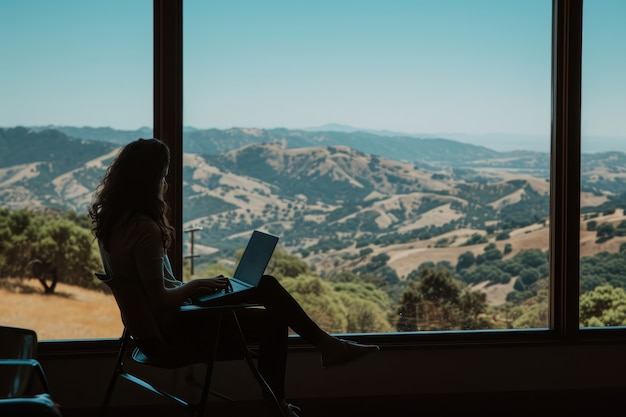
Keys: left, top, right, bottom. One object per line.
{"left": 232, "top": 230, "right": 279, "bottom": 286}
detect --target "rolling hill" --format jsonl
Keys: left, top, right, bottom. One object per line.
{"left": 2, "top": 125, "right": 626, "bottom": 288}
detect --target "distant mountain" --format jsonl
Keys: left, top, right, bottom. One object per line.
{"left": 184, "top": 142, "right": 553, "bottom": 234}
{"left": 2, "top": 125, "right": 626, "bottom": 268}
{"left": 0, "top": 127, "right": 116, "bottom": 169}
{"left": 37, "top": 125, "right": 503, "bottom": 165}
{"left": 0, "top": 127, "right": 118, "bottom": 211}
{"left": 304, "top": 123, "right": 418, "bottom": 138}
{"left": 304, "top": 124, "right": 551, "bottom": 153}
{"left": 28, "top": 125, "right": 153, "bottom": 146}
{"left": 204, "top": 143, "right": 455, "bottom": 204}
{"left": 185, "top": 127, "right": 504, "bottom": 165}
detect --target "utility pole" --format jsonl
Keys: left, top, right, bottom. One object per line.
{"left": 184, "top": 227, "right": 202, "bottom": 276}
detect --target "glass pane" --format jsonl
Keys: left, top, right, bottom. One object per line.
{"left": 580, "top": 1, "right": 626, "bottom": 328}
{"left": 183, "top": 0, "right": 552, "bottom": 333}
{"left": 0, "top": 1, "right": 152, "bottom": 340}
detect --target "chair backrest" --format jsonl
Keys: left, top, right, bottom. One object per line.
{"left": 96, "top": 239, "right": 171, "bottom": 343}
{"left": 0, "top": 326, "right": 37, "bottom": 360}
{"left": 94, "top": 273, "right": 164, "bottom": 342}
{"left": 95, "top": 244, "right": 237, "bottom": 366}
{"left": 0, "top": 326, "right": 38, "bottom": 398}
{"left": 96, "top": 272, "right": 219, "bottom": 367}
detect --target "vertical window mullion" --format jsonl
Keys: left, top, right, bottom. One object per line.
{"left": 154, "top": 0, "right": 184, "bottom": 280}
{"left": 550, "top": 0, "right": 583, "bottom": 338}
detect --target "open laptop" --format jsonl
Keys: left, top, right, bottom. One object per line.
{"left": 193, "top": 230, "right": 279, "bottom": 304}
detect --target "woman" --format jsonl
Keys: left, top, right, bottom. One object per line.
{"left": 89, "top": 138, "right": 379, "bottom": 417}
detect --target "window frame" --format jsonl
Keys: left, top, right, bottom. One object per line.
{"left": 39, "top": 0, "right": 626, "bottom": 354}
{"left": 550, "top": 0, "right": 583, "bottom": 338}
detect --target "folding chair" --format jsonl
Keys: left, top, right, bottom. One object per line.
{"left": 0, "top": 325, "right": 63, "bottom": 417}
{"left": 95, "top": 273, "right": 285, "bottom": 417}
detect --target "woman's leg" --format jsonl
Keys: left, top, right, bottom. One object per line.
{"left": 227, "top": 309, "right": 304, "bottom": 416}
{"left": 229, "top": 307, "right": 289, "bottom": 400}
{"left": 250, "top": 275, "right": 327, "bottom": 344}
{"left": 247, "top": 275, "right": 380, "bottom": 368}
{"left": 162, "top": 306, "right": 290, "bottom": 401}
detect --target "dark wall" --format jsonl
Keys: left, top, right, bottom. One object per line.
{"left": 39, "top": 340, "right": 626, "bottom": 416}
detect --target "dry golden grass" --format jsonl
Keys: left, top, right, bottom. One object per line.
{"left": 4, "top": 209, "right": 626, "bottom": 339}
{"left": 469, "top": 278, "right": 518, "bottom": 306}
{"left": 0, "top": 278, "right": 123, "bottom": 340}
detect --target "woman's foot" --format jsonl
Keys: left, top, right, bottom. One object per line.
{"left": 319, "top": 338, "right": 380, "bottom": 369}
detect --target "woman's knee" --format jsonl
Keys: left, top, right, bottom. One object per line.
{"left": 259, "top": 274, "right": 280, "bottom": 289}
{"left": 257, "top": 274, "right": 286, "bottom": 298}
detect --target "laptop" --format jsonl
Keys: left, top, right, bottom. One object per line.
{"left": 193, "top": 230, "right": 279, "bottom": 304}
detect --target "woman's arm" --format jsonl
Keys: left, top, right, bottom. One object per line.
{"left": 134, "top": 220, "right": 229, "bottom": 309}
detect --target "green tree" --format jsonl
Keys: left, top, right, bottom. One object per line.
{"left": 456, "top": 251, "right": 475, "bottom": 272}
{"left": 190, "top": 262, "right": 233, "bottom": 282}
{"left": 266, "top": 248, "right": 310, "bottom": 278}
{"left": 326, "top": 270, "right": 360, "bottom": 283}
{"left": 580, "top": 251, "right": 626, "bottom": 292}
{"left": 586, "top": 220, "right": 597, "bottom": 231}
{"left": 395, "top": 279, "right": 421, "bottom": 332}
{"left": 0, "top": 209, "right": 101, "bottom": 292}
{"left": 518, "top": 268, "right": 540, "bottom": 287}
{"left": 457, "top": 290, "right": 491, "bottom": 330}
{"left": 458, "top": 264, "right": 511, "bottom": 286}
{"left": 496, "top": 231, "right": 510, "bottom": 241}
{"left": 462, "top": 233, "right": 488, "bottom": 246}
{"left": 513, "top": 248, "right": 547, "bottom": 269}
{"left": 596, "top": 222, "right": 615, "bottom": 240}
{"left": 0, "top": 209, "right": 41, "bottom": 278}
{"left": 580, "top": 285, "right": 626, "bottom": 327}
{"left": 280, "top": 274, "right": 348, "bottom": 333}
{"left": 511, "top": 279, "right": 549, "bottom": 328}
{"left": 396, "top": 267, "right": 489, "bottom": 331}
{"left": 31, "top": 218, "right": 102, "bottom": 290}
{"left": 615, "top": 220, "right": 626, "bottom": 237}
{"left": 333, "top": 281, "right": 393, "bottom": 333}
{"left": 483, "top": 247, "right": 503, "bottom": 261}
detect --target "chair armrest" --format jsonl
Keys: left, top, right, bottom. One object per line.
{"left": 0, "top": 359, "right": 52, "bottom": 396}
{"left": 179, "top": 303, "right": 261, "bottom": 312}
{"left": 0, "top": 395, "right": 63, "bottom": 417}
{"left": 177, "top": 303, "right": 263, "bottom": 320}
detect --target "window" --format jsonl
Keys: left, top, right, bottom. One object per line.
{"left": 0, "top": 0, "right": 152, "bottom": 340}
{"left": 2, "top": 1, "right": 619, "bottom": 344}
{"left": 579, "top": 0, "right": 626, "bottom": 328}
{"left": 182, "top": 0, "right": 553, "bottom": 334}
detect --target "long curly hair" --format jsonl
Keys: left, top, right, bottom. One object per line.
{"left": 89, "top": 138, "right": 175, "bottom": 251}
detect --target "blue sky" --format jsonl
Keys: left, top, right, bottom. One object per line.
{"left": 184, "top": 0, "right": 552, "bottom": 137}
{"left": 0, "top": 0, "right": 624, "bottom": 151}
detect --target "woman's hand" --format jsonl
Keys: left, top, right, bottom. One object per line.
{"left": 196, "top": 275, "right": 232, "bottom": 293}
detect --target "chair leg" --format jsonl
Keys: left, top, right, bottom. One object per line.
{"left": 99, "top": 374, "right": 118, "bottom": 417}
{"left": 230, "top": 311, "right": 286, "bottom": 417}
{"left": 195, "top": 315, "right": 221, "bottom": 417}
{"left": 100, "top": 329, "right": 130, "bottom": 417}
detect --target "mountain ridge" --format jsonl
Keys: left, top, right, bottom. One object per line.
{"left": 1, "top": 126, "right": 625, "bottom": 279}
{"left": 18, "top": 125, "right": 522, "bottom": 163}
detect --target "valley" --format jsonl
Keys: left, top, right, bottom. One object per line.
{"left": 2, "top": 125, "right": 626, "bottom": 315}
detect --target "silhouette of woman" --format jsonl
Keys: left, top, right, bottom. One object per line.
{"left": 89, "top": 138, "right": 379, "bottom": 417}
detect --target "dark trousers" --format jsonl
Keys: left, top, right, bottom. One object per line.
{"left": 163, "top": 275, "right": 326, "bottom": 399}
